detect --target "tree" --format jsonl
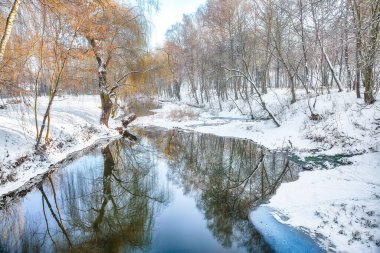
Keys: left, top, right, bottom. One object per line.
{"left": 311, "top": 1, "right": 343, "bottom": 93}
{"left": 0, "top": 0, "right": 21, "bottom": 64}
{"left": 35, "top": 4, "right": 79, "bottom": 149}
{"left": 224, "top": 61, "right": 281, "bottom": 127}
{"left": 361, "top": 0, "right": 379, "bottom": 104}
{"left": 350, "top": 0, "right": 379, "bottom": 104}
{"left": 70, "top": 1, "right": 156, "bottom": 126}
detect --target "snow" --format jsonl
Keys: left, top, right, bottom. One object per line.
{"left": 0, "top": 89, "right": 379, "bottom": 252}
{"left": 0, "top": 95, "right": 119, "bottom": 197}
{"left": 135, "top": 90, "right": 379, "bottom": 155}
{"left": 133, "top": 89, "right": 380, "bottom": 252}
{"left": 267, "top": 153, "right": 380, "bottom": 253}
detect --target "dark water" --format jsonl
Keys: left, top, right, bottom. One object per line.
{"left": 0, "top": 128, "right": 318, "bottom": 253}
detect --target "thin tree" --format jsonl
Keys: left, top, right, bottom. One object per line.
{"left": 0, "top": 0, "right": 21, "bottom": 64}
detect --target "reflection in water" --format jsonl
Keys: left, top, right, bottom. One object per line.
{"left": 0, "top": 128, "right": 300, "bottom": 253}
{"left": 138, "top": 128, "right": 299, "bottom": 252}
{"left": 0, "top": 138, "right": 168, "bottom": 252}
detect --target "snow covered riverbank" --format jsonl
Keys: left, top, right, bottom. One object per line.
{"left": 0, "top": 95, "right": 118, "bottom": 197}
{"left": 134, "top": 90, "right": 379, "bottom": 155}
{"left": 267, "top": 153, "right": 380, "bottom": 252}
{"left": 0, "top": 90, "right": 379, "bottom": 252}
{"left": 133, "top": 90, "right": 380, "bottom": 252}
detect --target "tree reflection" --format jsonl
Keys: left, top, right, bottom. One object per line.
{"left": 1, "top": 128, "right": 299, "bottom": 253}
{"left": 139, "top": 128, "right": 299, "bottom": 252}
{"left": 0, "top": 138, "right": 168, "bottom": 252}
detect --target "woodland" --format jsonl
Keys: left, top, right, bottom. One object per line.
{"left": 0, "top": 0, "right": 379, "bottom": 252}
{"left": 0, "top": 0, "right": 378, "bottom": 135}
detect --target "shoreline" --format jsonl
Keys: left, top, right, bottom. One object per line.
{"left": 131, "top": 93, "right": 379, "bottom": 252}
{"left": 0, "top": 136, "right": 117, "bottom": 206}
{"left": 1, "top": 92, "right": 378, "bottom": 252}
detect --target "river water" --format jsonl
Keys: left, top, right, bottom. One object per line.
{"left": 0, "top": 127, "right": 323, "bottom": 253}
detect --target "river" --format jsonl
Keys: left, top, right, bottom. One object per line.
{"left": 0, "top": 127, "right": 324, "bottom": 253}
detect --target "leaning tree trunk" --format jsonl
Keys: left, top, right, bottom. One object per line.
{"left": 0, "top": 0, "right": 21, "bottom": 64}
{"left": 312, "top": 4, "right": 343, "bottom": 92}
{"left": 35, "top": 62, "right": 66, "bottom": 150}
{"left": 317, "top": 37, "right": 343, "bottom": 92}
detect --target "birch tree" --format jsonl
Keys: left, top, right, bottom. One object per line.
{"left": 0, "top": 0, "right": 21, "bottom": 64}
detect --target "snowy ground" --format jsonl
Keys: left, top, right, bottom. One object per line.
{"left": 0, "top": 95, "right": 118, "bottom": 197}
{"left": 133, "top": 89, "right": 380, "bottom": 252}
{"left": 0, "top": 90, "right": 379, "bottom": 252}
{"left": 135, "top": 90, "right": 379, "bottom": 155}
{"left": 267, "top": 153, "right": 380, "bottom": 252}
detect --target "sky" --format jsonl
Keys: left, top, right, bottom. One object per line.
{"left": 150, "top": 0, "right": 206, "bottom": 48}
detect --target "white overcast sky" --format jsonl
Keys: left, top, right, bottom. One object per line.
{"left": 150, "top": 0, "right": 206, "bottom": 48}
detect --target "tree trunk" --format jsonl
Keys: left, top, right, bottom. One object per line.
{"left": 344, "top": 30, "right": 352, "bottom": 90}
{"left": 344, "top": 1, "right": 352, "bottom": 90}
{"left": 363, "top": 2, "right": 379, "bottom": 104}
{"left": 263, "top": 4, "right": 272, "bottom": 95}
{"left": 98, "top": 65, "right": 113, "bottom": 127}
{"left": 275, "top": 60, "right": 280, "bottom": 88}
{"left": 363, "top": 67, "right": 375, "bottom": 104}
{"left": 299, "top": 0, "right": 309, "bottom": 94}
{"left": 318, "top": 38, "right": 343, "bottom": 92}
{"left": 35, "top": 63, "right": 66, "bottom": 150}
{"left": 312, "top": 4, "right": 343, "bottom": 92}
{"left": 350, "top": 0, "right": 362, "bottom": 98}
{"left": 0, "top": 0, "right": 21, "bottom": 64}
{"left": 35, "top": 87, "right": 58, "bottom": 149}
{"left": 88, "top": 37, "right": 113, "bottom": 127}
{"left": 100, "top": 91, "right": 113, "bottom": 127}
{"left": 355, "top": 35, "right": 361, "bottom": 98}
{"left": 289, "top": 75, "right": 296, "bottom": 103}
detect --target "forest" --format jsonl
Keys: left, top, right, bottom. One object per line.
{"left": 0, "top": 0, "right": 379, "bottom": 252}
{"left": 1, "top": 0, "right": 379, "bottom": 127}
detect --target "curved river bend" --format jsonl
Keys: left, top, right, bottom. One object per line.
{"left": 0, "top": 127, "right": 323, "bottom": 253}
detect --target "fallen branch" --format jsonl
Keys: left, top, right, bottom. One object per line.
{"left": 121, "top": 113, "right": 137, "bottom": 128}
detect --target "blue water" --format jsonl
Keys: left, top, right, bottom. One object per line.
{"left": 0, "top": 128, "right": 324, "bottom": 253}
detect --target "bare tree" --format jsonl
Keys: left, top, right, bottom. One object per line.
{"left": 0, "top": 0, "right": 21, "bottom": 64}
